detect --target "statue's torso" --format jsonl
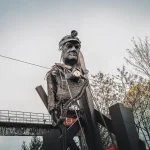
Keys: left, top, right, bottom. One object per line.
{"left": 53, "top": 65, "right": 85, "bottom": 103}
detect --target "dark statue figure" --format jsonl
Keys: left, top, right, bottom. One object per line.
{"left": 46, "top": 30, "right": 88, "bottom": 126}
{"left": 39, "top": 30, "right": 144, "bottom": 150}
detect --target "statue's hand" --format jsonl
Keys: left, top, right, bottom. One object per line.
{"left": 49, "top": 106, "right": 65, "bottom": 126}
{"left": 49, "top": 108, "right": 58, "bottom": 126}
{"left": 48, "top": 104, "right": 56, "bottom": 113}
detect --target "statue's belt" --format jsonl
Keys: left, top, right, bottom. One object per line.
{"left": 63, "top": 117, "right": 77, "bottom": 126}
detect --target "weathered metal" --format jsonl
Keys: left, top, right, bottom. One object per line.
{"left": 78, "top": 48, "right": 104, "bottom": 150}
{"left": 94, "top": 109, "right": 114, "bottom": 134}
{"left": 36, "top": 85, "right": 48, "bottom": 109}
{"left": 46, "top": 31, "right": 87, "bottom": 129}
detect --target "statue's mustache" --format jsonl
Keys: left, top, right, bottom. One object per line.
{"left": 69, "top": 51, "right": 77, "bottom": 56}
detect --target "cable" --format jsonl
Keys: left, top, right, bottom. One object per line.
{"left": 64, "top": 70, "right": 88, "bottom": 149}
{"left": 0, "top": 54, "right": 98, "bottom": 84}
{"left": 89, "top": 87, "right": 117, "bottom": 150}
{"left": 0, "top": 54, "right": 50, "bottom": 69}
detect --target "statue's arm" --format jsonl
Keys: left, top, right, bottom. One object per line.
{"left": 46, "top": 70, "right": 57, "bottom": 113}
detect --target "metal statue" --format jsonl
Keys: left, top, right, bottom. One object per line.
{"left": 46, "top": 30, "right": 88, "bottom": 127}
{"left": 44, "top": 30, "right": 104, "bottom": 150}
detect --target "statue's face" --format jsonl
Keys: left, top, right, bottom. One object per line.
{"left": 62, "top": 41, "right": 81, "bottom": 65}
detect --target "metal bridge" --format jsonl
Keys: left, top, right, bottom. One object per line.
{"left": 0, "top": 110, "right": 53, "bottom": 136}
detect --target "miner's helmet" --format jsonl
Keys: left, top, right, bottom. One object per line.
{"left": 59, "top": 30, "right": 81, "bottom": 49}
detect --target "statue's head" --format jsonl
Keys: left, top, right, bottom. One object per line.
{"left": 59, "top": 30, "right": 81, "bottom": 66}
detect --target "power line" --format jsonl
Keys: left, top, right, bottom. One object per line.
{"left": 0, "top": 54, "right": 95, "bottom": 81}
{"left": 0, "top": 54, "right": 50, "bottom": 69}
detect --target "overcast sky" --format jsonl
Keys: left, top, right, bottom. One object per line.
{"left": 0, "top": 0, "right": 150, "bottom": 149}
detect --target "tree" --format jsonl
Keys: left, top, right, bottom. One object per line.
{"left": 90, "top": 70, "right": 125, "bottom": 149}
{"left": 29, "top": 136, "right": 43, "bottom": 150}
{"left": 21, "top": 136, "right": 43, "bottom": 150}
{"left": 125, "top": 37, "right": 150, "bottom": 77}
{"left": 90, "top": 66, "right": 144, "bottom": 115}
{"left": 21, "top": 141, "right": 29, "bottom": 150}
{"left": 113, "top": 66, "right": 150, "bottom": 149}
{"left": 90, "top": 66, "right": 150, "bottom": 149}
{"left": 123, "top": 81, "right": 150, "bottom": 149}
{"left": 124, "top": 37, "right": 150, "bottom": 149}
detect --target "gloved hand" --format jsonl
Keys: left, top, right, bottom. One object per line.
{"left": 50, "top": 109, "right": 59, "bottom": 126}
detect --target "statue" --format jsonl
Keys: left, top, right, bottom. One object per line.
{"left": 38, "top": 30, "right": 141, "bottom": 150}
{"left": 46, "top": 30, "right": 88, "bottom": 126}
{"left": 38, "top": 30, "right": 104, "bottom": 150}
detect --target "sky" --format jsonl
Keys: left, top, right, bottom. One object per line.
{"left": 0, "top": 0, "right": 150, "bottom": 149}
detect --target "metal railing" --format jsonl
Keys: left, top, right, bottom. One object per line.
{"left": 0, "top": 110, "right": 52, "bottom": 124}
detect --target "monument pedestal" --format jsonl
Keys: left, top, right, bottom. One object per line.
{"left": 109, "top": 103, "right": 140, "bottom": 150}
{"left": 43, "top": 129, "right": 62, "bottom": 150}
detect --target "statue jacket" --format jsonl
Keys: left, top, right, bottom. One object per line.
{"left": 46, "top": 63, "right": 85, "bottom": 112}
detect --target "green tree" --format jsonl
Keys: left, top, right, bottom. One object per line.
{"left": 29, "top": 136, "right": 43, "bottom": 150}
{"left": 21, "top": 141, "right": 29, "bottom": 150}
{"left": 123, "top": 76, "right": 150, "bottom": 149}
{"left": 21, "top": 136, "right": 43, "bottom": 150}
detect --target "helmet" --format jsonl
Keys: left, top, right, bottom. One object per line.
{"left": 59, "top": 30, "right": 81, "bottom": 48}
